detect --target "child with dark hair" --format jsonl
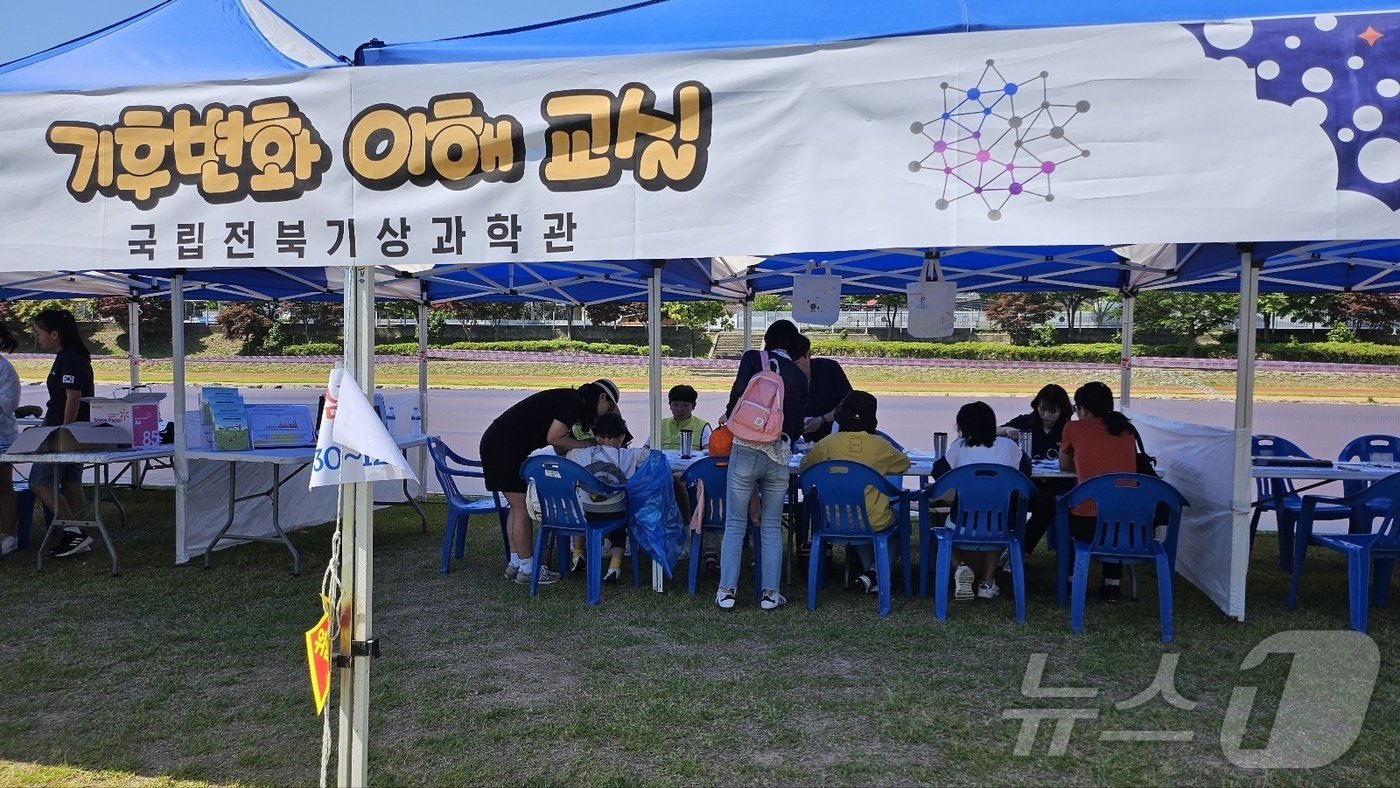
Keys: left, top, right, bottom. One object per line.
{"left": 1058, "top": 381, "right": 1139, "bottom": 602}
{"left": 930, "top": 401, "right": 1032, "bottom": 601}
{"left": 661, "top": 384, "right": 711, "bottom": 451}
{"left": 799, "top": 391, "right": 909, "bottom": 593}
{"left": 998, "top": 383, "right": 1073, "bottom": 459}
{"left": 565, "top": 411, "right": 650, "bottom": 584}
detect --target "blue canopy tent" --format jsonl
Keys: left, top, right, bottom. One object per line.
{"left": 353, "top": 0, "right": 1400, "bottom": 621}
{"left": 0, "top": 0, "right": 342, "bottom": 93}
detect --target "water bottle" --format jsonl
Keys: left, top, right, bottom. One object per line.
{"left": 410, "top": 407, "right": 422, "bottom": 434}
{"left": 385, "top": 405, "right": 397, "bottom": 434}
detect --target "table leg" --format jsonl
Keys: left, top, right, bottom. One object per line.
{"left": 99, "top": 464, "right": 129, "bottom": 528}
{"left": 270, "top": 464, "right": 302, "bottom": 577}
{"left": 401, "top": 478, "right": 428, "bottom": 532}
{"left": 90, "top": 468, "right": 120, "bottom": 576}
{"left": 203, "top": 462, "right": 240, "bottom": 569}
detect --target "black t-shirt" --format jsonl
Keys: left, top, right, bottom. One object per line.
{"left": 1004, "top": 412, "right": 1067, "bottom": 459}
{"left": 482, "top": 388, "right": 587, "bottom": 454}
{"left": 44, "top": 348, "right": 94, "bottom": 426}
{"left": 803, "top": 357, "right": 853, "bottom": 440}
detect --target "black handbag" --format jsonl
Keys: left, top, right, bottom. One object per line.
{"left": 1130, "top": 426, "right": 1159, "bottom": 477}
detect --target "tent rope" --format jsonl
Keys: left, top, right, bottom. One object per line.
{"left": 318, "top": 494, "right": 344, "bottom": 788}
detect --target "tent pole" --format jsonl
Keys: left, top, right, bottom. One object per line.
{"left": 1228, "top": 246, "right": 1260, "bottom": 622}
{"left": 742, "top": 298, "right": 753, "bottom": 351}
{"left": 337, "top": 265, "right": 375, "bottom": 786}
{"left": 416, "top": 292, "right": 429, "bottom": 497}
{"left": 1119, "top": 292, "right": 1135, "bottom": 407}
{"left": 172, "top": 273, "right": 188, "bottom": 565}
{"left": 127, "top": 296, "right": 141, "bottom": 388}
{"left": 648, "top": 261, "right": 665, "bottom": 593}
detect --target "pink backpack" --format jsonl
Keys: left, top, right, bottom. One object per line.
{"left": 727, "top": 351, "right": 786, "bottom": 443}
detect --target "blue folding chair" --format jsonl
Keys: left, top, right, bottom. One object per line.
{"left": 1055, "top": 474, "right": 1189, "bottom": 642}
{"left": 1287, "top": 472, "right": 1400, "bottom": 632}
{"left": 1338, "top": 435, "right": 1400, "bottom": 530}
{"left": 427, "top": 436, "right": 508, "bottom": 574}
{"left": 519, "top": 455, "right": 639, "bottom": 605}
{"left": 1251, "top": 434, "right": 1353, "bottom": 573}
{"left": 681, "top": 456, "right": 735, "bottom": 596}
{"left": 927, "top": 463, "right": 1035, "bottom": 623}
{"left": 798, "top": 460, "right": 912, "bottom": 616}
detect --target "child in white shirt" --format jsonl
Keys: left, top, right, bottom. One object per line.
{"left": 565, "top": 412, "right": 648, "bottom": 583}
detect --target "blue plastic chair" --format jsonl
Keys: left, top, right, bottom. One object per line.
{"left": 1055, "top": 474, "right": 1189, "bottom": 642}
{"left": 797, "top": 460, "right": 912, "bottom": 616}
{"left": 427, "top": 436, "right": 509, "bottom": 574}
{"left": 519, "top": 455, "right": 640, "bottom": 605}
{"left": 874, "top": 430, "right": 906, "bottom": 451}
{"left": 1287, "top": 472, "right": 1400, "bottom": 632}
{"left": 926, "top": 463, "right": 1035, "bottom": 623}
{"left": 680, "top": 456, "right": 752, "bottom": 596}
{"left": 1251, "top": 434, "right": 1353, "bottom": 573}
{"left": 1338, "top": 435, "right": 1400, "bottom": 529}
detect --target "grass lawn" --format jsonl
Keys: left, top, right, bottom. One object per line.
{"left": 1, "top": 489, "right": 1397, "bottom": 786}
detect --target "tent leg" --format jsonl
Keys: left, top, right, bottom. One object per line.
{"left": 128, "top": 298, "right": 141, "bottom": 389}
{"left": 648, "top": 261, "right": 664, "bottom": 593}
{"left": 1120, "top": 293, "right": 1134, "bottom": 407}
{"left": 1228, "top": 247, "right": 1260, "bottom": 622}
{"left": 172, "top": 275, "right": 188, "bottom": 565}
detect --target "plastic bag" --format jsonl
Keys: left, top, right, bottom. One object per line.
{"left": 625, "top": 450, "right": 685, "bottom": 577}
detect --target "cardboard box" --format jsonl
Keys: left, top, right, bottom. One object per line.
{"left": 84, "top": 392, "right": 167, "bottom": 448}
{"left": 9, "top": 423, "right": 133, "bottom": 454}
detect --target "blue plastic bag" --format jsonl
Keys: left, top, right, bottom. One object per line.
{"left": 625, "top": 450, "right": 685, "bottom": 577}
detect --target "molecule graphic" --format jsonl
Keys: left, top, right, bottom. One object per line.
{"left": 908, "top": 60, "right": 1090, "bottom": 221}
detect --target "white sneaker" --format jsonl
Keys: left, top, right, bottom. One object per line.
{"left": 715, "top": 588, "right": 736, "bottom": 610}
{"left": 976, "top": 579, "right": 1001, "bottom": 600}
{"left": 760, "top": 591, "right": 788, "bottom": 611}
{"left": 0, "top": 534, "right": 16, "bottom": 555}
{"left": 954, "top": 565, "right": 976, "bottom": 601}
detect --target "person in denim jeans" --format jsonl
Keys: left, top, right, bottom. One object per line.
{"left": 715, "top": 320, "right": 807, "bottom": 610}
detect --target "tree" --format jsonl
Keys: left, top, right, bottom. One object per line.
{"left": 1133, "top": 292, "right": 1239, "bottom": 356}
{"left": 751, "top": 294, "right": 783, "bottom": 312}
{"left": 94, "top": 296, "right": 173, "bottom": 336}
{"left": 585, "top": 302, "right": 624, "bottom": 326}
{"left": 286, "top": 302, "right": 343, "bottom": 343}
{"left": 216, "top": 302, "right": 278, "bottom": 354}
{"left": 983, "top": 293, "right": 1057, "bottom": 345}
{"left": 664, "top": 300, "right": 727, "bottom": 357}
{"left": 7, "top": 298, "right": 83, "bottom": 327}
{"left": 875, "top": 294, "right": 906, "bottom": 340}
{"left": 1052, "top": 291, "right": 1092, "bottom": 332}
{"left": 1087, "top": 291, "right": 1122, "bottom": 328}
{"left": 1277, "top": 293, "right": 1344, "bottom": 327}
{"left": 1257, "top": 293, "right": 1290, "bottom": 342}
{"left": 1340, "top": 293, "right": 1400, "bottom": 330}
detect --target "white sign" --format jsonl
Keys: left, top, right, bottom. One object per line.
{"left": 0, "top": 12, "right": 1396, "bottom": 270}
{"left": 310, "top": 368, "right": 416, "bottom": 488}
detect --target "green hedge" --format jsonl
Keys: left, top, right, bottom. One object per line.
{"left": 809, "top": 339, "right": 1400, "bottom": 365}
{"left": 1256, "top": 341, "right": 1400, "bottom": 365}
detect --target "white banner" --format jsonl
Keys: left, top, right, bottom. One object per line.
{"left": 1, "top": 11, "right": 1397, "bottom": 271}
{"left": 310, "top": 368, "right": 416, "bottom": 488}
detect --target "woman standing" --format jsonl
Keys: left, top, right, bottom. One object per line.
{"left": 480, "top": 378, "right": 620, "bottom": 586}
{"left": 0, "top": 324, "right": 23, "bottom": 556}
{"left": 31, "top": 309, "right": 95, "bottom": 559}
{"left": 1058, "top": 381, "right": 1139, "bottom": 603}
{"left": 716, "top": 319, "right": 807, "bottom": 611}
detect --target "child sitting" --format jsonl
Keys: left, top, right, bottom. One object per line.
{"left": 798, "top": 391, "right": 910, "bottom": 593}
{"left": 660, "top": 384, "right": 712, "bottom": 451}
{"left": 565, "top": 412, "right": 649, "bottom": 583}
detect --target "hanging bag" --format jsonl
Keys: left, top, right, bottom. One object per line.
{"left": 1130, "top": 426, "right": 1159, "bottom": 478}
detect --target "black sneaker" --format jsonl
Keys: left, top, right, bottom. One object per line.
{"left": 1099, "top": 581, "right": 1122, "bottom": 604}
{"left": 702, "top": 552, "right": 719, "bottom": 576}
{"left": 52, "top": 528, "right": 93, "bottom": 559}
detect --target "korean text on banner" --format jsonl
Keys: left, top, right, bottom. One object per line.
{"left": 309, "top": 368, "right": 417, "bottom": 488}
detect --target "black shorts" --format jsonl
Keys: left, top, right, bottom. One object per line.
{"left": 480, "top": 428, "right": 534, "bottom": 494}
